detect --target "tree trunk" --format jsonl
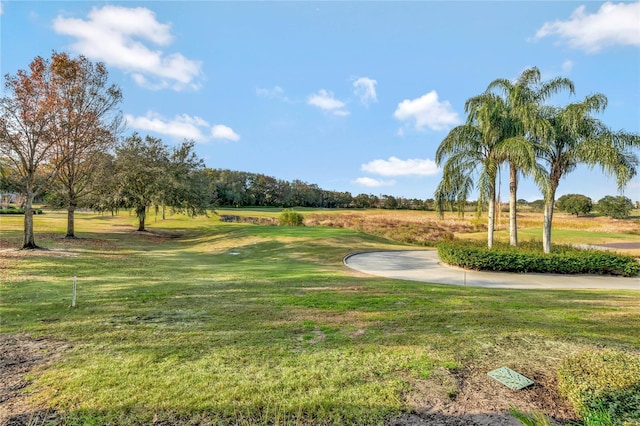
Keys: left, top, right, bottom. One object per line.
{"left": 487, "top": 184, "right": 496, "bottom": 249}
{"left": 136, "top": 206, "right": 146, "bottom": 231}
{"left": 509, "top": 162, "right": 518, "bottom": 247}
{"left": 542, "top": 188, "right": 557, "bottom": 254}
{"left": 66, "top": 200, "right": 76, "bottom": 238}
{"left": 22, "top": 192, "right": 38, "bottom": 249}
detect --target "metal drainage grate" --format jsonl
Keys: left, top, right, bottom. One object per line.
{"left": 487, "top": 367, "right": 534, "bottom": 390}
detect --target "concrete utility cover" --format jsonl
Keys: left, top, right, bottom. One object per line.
{"left": 487, "top": 367, "right": 534, "bottom": 390}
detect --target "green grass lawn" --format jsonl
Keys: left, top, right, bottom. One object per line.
{"left": 1, "top": 210, "right": 639, "bottom": 425}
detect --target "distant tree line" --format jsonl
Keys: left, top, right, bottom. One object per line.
{"left": 205, "top": 168, "right": 437, "bottom": 210}
{"left": 544, "top": 193, "right": 634, "bottom": 219}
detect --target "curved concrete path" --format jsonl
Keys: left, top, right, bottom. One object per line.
{"left": 344, "top": 250, "right": 640, "bottom": 290}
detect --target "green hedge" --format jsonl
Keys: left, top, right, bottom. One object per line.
{"left": 0, "top": 207, "right": 43, "bottom": 215}
{"left": 436, "top": 240, "right": 640, "bottom": 277}
{"left": 558, "top": 350, "right": 640, "bottom": 425}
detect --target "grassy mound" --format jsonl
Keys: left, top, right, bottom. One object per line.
{"left": 436, "top": 240, "right": 640, "bottom": 277}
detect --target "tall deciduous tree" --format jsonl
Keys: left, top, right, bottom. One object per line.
{"left": 49, "top": 52, "right": 123, "bottom": 238}
{"left": 536, "top": 94, "right": 639, "bottom": 253}
{"left": 0, "top": 56, "right": 61, "bottom": 249}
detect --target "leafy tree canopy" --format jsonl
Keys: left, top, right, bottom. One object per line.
{"left": 556, "top": 194, "right": 593, "bottom": 216}
{"left": 596, "top": 195, "right": 634, "bottom": 219}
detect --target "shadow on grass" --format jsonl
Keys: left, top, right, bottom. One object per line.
{"left": 2, "top": 405, "right": 552, "bottom": 426}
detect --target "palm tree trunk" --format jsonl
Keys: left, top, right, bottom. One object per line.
{"left": 509, "top": 162, "right": 518, "bottom": 247}
{"left": 22, "top": 192, "right": 38, "bottom": 249}
{"left": 487, "top": 184, "right": 496, "bottom": 249}
{"left": 542, "top": 186, "right": 558, "bottom": 254}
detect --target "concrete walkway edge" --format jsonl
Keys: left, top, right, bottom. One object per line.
{"left": 344, "top": 250, "right": 640, "bottom": 290}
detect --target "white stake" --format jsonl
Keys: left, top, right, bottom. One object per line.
{"left": 72, "top": 276, "right": 77, "bottom": 308}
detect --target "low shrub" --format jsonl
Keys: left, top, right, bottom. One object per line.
{"left": 436, "top": 240, "right": 640, "bottom": 277}
{"left": 279, "top": 209, "right": 304, "bottom": 226}
{"left": 0, "top": 207, "right": 43, "bottom": 215}
{"left": 558, "top": 350, "right": 640, "bottom": 425}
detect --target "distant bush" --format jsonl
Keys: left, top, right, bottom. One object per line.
{"left": 0, "top": 207, "right": 43, "bottom": 215}
{"left": 556, "top": 193, "right": 593, "bottom": 216}
{"left": 279, "top": 209, "right": 304, "bottom": 226}
{"left": 558, "top": 350, "right": 640, "bottom": 425}
{"left": 597, "top": 195, "right": 634, "bottom": 219}
{"left": 436, "top": 240, "right": 640, "bottom": 277}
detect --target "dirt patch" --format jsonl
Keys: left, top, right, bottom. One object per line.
{"left": 0, "top": 334, "right": 70, "bottom": 426}
{"left": 391, "top": 362, "right": 577, "bottom": 426}
{"left": 389, "top": 334, "right": 582, "bottom": 426}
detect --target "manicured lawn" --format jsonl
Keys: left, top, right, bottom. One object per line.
{"left": 1, "top": 210, "right": 639, "bottom": 424}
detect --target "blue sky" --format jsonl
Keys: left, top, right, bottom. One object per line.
{"left": 2, "top": 1, "right": 639, "bottom": 202}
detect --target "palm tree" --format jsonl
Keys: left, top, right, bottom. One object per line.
{"left": 435, "top": 95, "right": 504, "bottom": 249}
{"left": 536, "top": 93, "right": 639, "bottom": 253}
{"left": 481, "top": 67, "right": 574, "bottom": 246}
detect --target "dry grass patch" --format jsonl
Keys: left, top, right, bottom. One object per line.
{"left": 305, "top": 211, "right": 483, "bottom": 246}
{"left": 517, "top": 212, "right": 640, "bottom": 234}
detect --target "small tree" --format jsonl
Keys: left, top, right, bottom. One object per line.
{"left": 279, "top": 209, "right": 304, "bottom": 226}
{"left": 382, "top": 195, "right": 398, "bottom": 209}
{"left": 114, "top": 134, "right": 169, "bottom": 231}
{"left": 160, "top": 140, "right": 210, "bottom": 219}
{"left": 113, "top": 134, "right": 210, "bottom": 231}
{"left": 597, "top": 195, "right": 633, "bottom": 219}
{"left": 556, "top": 194, "right": 593, "bottom": 216}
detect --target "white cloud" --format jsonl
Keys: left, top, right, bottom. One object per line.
{"left": 0, "top": 2, "right": 3, "bottom": 15}
{"left": 211, "top": 124, "right": 240, "bottom": 142}
{"left": 257, "top": 86, "right": 293, "bottom": 103}
{"left": 561, "top": 60, "right": 574, "bottom": 74}
{"left": 257, "top": 86, "right": 284, "bottom": 98}
{"left": 352, "top": 177, "right": 396, "bottom": 188}
{"left": 307, "top": 89, "right": 350, "bottom": 116}
{"left": 393, "top": 90, "right": 460, "bottom": 132}
{"left": 352, "top": 77, "right": 378, "bottom": 105}
{"left": 362, "top": 157, "right": 440, "bottom": 177}
{"left": 534, "top": 2, "right": 640, "bottom": 53}
{"left": 53, "top": 5, "right": 202, "bottom": 90}
{"left": 125, "top": 112, "right": 238, "bottom": 142}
